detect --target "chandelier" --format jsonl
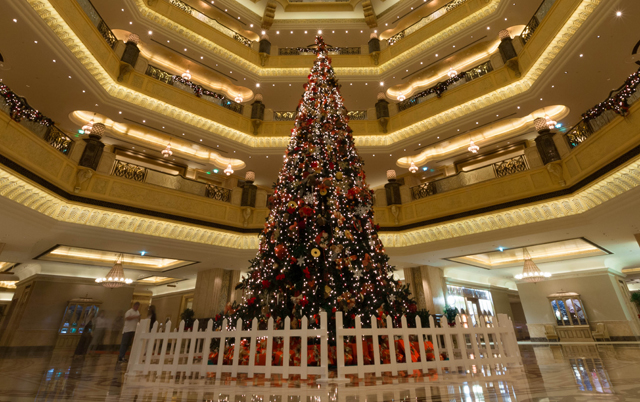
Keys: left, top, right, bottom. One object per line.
{"left": 161, "top": 143, "right": 173, "bottom": 158}
{"left": 81, "top": 116, "right": 95, "bottom": 135}
{"left": 182, "top": 70, "right": 192, "bottom": 80}
{"left": 447, "top": 67, "right": 458, "bottom": 78}
{"left": 397, "top": 94, "right": 406, "bottom": 101}
{"left": 234, "top": 95, "right": 243, "bottom": 103}
{"left": 409, "top": 161, "right": 418, "bottom": 173}
{"left": 224, "top": 163, "right": 234, "bottom": 176}
{"left": 95, "top": 254, "right": 133, "bottom": 288}
{"left": 468, "top": 140, "right": 479, "bottom": 153}
{"left": 515, "top": 248, "right": 552, "bottom": 283}
{"left": 545, "top": 114, "right": 557, "bottom": 130}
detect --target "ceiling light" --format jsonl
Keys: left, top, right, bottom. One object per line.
{"left": 162, "top": 143, "right": 173, "bottom": 157}
{"left": 422, "top": 167, "right": 428, "bottom": 171}
{"left": 148, "top": 30, "right": 152, "bottom": 35}
{"left": 468, "top": 140, "right": 479, "bottom": 153}
{"left": 261, "top": 30, "right": 265, "bottom": 35}
{"left": 34, "top": 40, "right": 38, "bottom": 44}
{"left": 235, "top": 95, "right": 243, "bottom": 103}
{"left": 579, "top": 54, "right": 583, "bottom": 57}
{"left": 379, "top": 82, "right": 384, "bottom": 86}
{"left": 256, "top": 83, "right": 260, "bottom": 88}
{"left": 276, "top": 31, "right": 279, "bottom": 34}
{"left": 447, "top": 68, "right": 458, "bottom": 78}
{"left": 224, "top": 164, "right": 234, "bottom": 176}
{"left": 250, "top": 24, "right": 254, "bottom": 28}
{"left": 182, "top": 70, "right": 191, "bottom": 80}
{"left": 616, "top": 11, "right": 622, "bottom": 17}
{"left": 515, "top": 248, "right": 551, "bottom": 282}
{"left": 95, "top": 254, "right": 133, "bottom": 288}
{"left": 13, "top": 19, "right": 17, "bottom": 22}
{"left": 397, "top": 95, "right": 405, "bottom": 101}
{"left": 318, "top": 30, "right": 322, "bottom": 34}
{"left": 409, "top": 162, "right": 418, "bottom": 173}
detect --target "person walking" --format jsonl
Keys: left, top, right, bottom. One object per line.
{"left": 117, "top": 302, "right": 140, "bottom": 363}
{"left": 88, "top": 310, "right": 109, "bottom": 353}
{"left": 148, "top": 305, "right": 157, "bottom": 331}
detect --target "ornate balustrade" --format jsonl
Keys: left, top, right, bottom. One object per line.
{"left": 521, "top": 0, "right": 556, "bottom": 44}
{"left": 43, "top": 126, "right": 74, "bottom": 156}
{"left": 145, "top": 65, "right": 244, "bottom": 114}
{"left": 274, "top": 110, "right": 366, "bottom": 121}
{"left": 278, "top": 47, "right": 361, "bottom": 56}
{"left": 206, "top": 184, "right": 231, "bottom": 202}
{"left": 77, "top": 0, "right": 117, "bottom": 49}
{"left": 398, "top": 61, "right": 493, "bottom": 112}
{"left": 167, "top": 0, "right": 252, "bottom": 47}
{"left": 388, "top": 0, "right": 468, "bottom": 46}
{"left": 411, "top": 154, "right": 529, "bottom": 200}
{"left": 112, "top": 160, "right": 148, "bottom": 182}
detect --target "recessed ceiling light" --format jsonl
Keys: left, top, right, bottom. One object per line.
{"left": 143, "top": 120, "right": 146, "bottom": 123}
{"left": 579, "top": 54, "right": 584, "bottom": 57}
{"left": 365, "top": 83, "right": 368, "bottom": 85}
{"left": 261, "top": 31, "right": 265, "bottom": 35}
{"left": 420, "top": 62, "right": 423, "bottom": 64}
{"left": 616, "top": 11, "right": 622, "bottom": 17}
{"left": 119, "top": 111, "right": 122, "bottom": 114}
{"left": 346, "top": 30, "right": 348, "bottom": 33}
{"left": 12, "top": 19, "right": 17, "bottom": 22}
{"left": 34, "top": 40, "right": 38, "bottom": 44}
{"left": 318, "top": 30, "right": 322, "bottom": 34}
{"left": 276, "top": 31, "right": 279, "bottom": 34}
{"left": 435, "top": 54, "right": 438, "bottom": 57}
{"left": 291, "top": 31, "right": 293, "bottom": 34}
{"left": 52, "top": 59, "right": 56, "bottom": 62}
{"left": 167, "top": 40, "right": 170, "bottom": 43}
{"left": 148, "top": 31, "right": 152, "bottom": 35}
{"left": 517, "top": 106, "right": 520, "bottom": 109}
{"left": 129, "top": 21, "right": 133, "bottom": 25}
{"left": 82, "top": 90, "right": 85, "bottom": 93}
{"left": 380, "top": 82, "right": 384, "bottom": 86}
{"left": 200, "top": 139, "right": 202, "bottom": 141}
{"left": 250, "top": 24, "right": 253, "bottom": 27}
{"left": 256, "top": 83, "right": 260, "bottom": 87}
{"left": 305, "top": 31, "right": 308, "bottom": 34}
{"left": 487, "top": 26, "right": 490, "bottom": 30}
{"left": 184, "top": 48, "right": 187, "bottom": 51}
{"left": 68, "top": 76, "right": 72, "bottom": 78}
{"left": 122, "top": 8, "right": 124, "bottom": 11}
{"left": 200, "top": 56, "right": 203, "bottom": 59}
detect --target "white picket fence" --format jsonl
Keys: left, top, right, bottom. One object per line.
{"left": 126, "top": 312, "right": 520, "bottom": 380}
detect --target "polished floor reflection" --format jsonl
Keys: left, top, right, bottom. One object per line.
{"left": 1, "top": 344, "right": 640, "bottom": 401}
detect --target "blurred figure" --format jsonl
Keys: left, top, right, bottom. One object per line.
{"left": 88, "top": 310, "right": 109, "bottom": 353}
{"left": 117, "top": 302, "right": 140, "bottom": 363}
{"left": 74, "top": 312, "right": 94, "bottom": 357}
{"left": 148, "top": 305, "right": 157, "bottom": 331}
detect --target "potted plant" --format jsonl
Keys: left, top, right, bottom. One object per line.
{"left": 181, "top": 308, "right": 195, "bottom": 330}
{"left": 443, "top": 305, "right": 459, "bottom": 327}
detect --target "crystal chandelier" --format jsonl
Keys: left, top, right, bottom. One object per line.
{"left": 515, "top": 248, "right": 552, "bottom": 283}
{"left": 95, "top": 254, "right": 133, "bottom": 288}
{"left": 409, "top": 161, "right": 418, "bottom": 173}
{"left": 182, "top": 70, "right": 192, "bottom": 80}
{"left": 161, "top": 143, "right": 173, "bottom": 158}
{"left": 224, "top": 163, "right": 234, "bottom": 176}
{"left": 545, "top": 114, "right": 557, "bottom": 130}
{"left": 468, "top": 140, "right": 479, "bottom": 153}
{"left": 234, "top": 95, "right": 243, "bottom": 103}
{"left": 447, "top": 67, "right": 458, "bottom": 78}
{"left": 397, "top": 94, "right": 406, "bottom": 101}
{"left": 82, "top": 116, "right": 95, "bottom": 135}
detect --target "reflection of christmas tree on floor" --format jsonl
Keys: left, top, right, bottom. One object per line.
{"left": 231, "top": 36, "right": 416, "bottom": 337}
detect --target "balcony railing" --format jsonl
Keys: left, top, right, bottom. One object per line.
{"left": 0, "top": 83, "right": 73, "bottom": 156}
{"left": 521, "top": 0, "right": 556, "bottom": 44}
{"left": 388, "top": 0, "right": 469, "bottom": 46}
{"left": 77, "top": 0, "right": 117, "bottom": 49}
{"left": 274, "top": 110, "right": 366, "bottom": 121}
{"left": 278, "top": 47, "right": 361, "bottom": 56}
{"left": 398, "top": 61, "right": 493, "bottom": 112}
{"left": 565, "top": 68, "right": 640, "bottom": 149}
{"left": 145, "top": 66, "right": 244, "bottom": 114}
{"left": 167, "top": 0, "right": 252, "bottom": 47}
{"left": 112, "top": 160, "right": 148, "bottom": 182}
{"left": 111, "top": 160, "right": 232, "bottom": 203}
{"left": 410, "top": 154, "right": 529, "bottom": 200}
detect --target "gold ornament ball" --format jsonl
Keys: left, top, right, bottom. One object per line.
{"left": 336, "top": 172, "right": 343, "bottom": 180}
{"left": 287, "top": 201, "right": 297, "bottom": 209}
{"left": 311, "top": 248, "right": 321, "bottom": 257}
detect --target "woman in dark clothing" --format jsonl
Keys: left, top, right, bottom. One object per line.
{"left": 74, "top": 316, "right": 94, "bottom": 357}
{"left": 148, "top": 305, "right": 157, "bottom": 331}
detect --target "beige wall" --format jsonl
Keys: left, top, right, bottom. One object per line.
{"left": 0, "top": 275, "right": 134, "bottom": 348}
{"left": 490, "top": 289, "right": 514, "bottom": 319}
{"left": 152, "top": 290, "right": 192, "bottom": 327}
{"left": 517, "top": 270, "right": 640, "bottom": 340}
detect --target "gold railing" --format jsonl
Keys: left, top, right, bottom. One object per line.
{"left": 347, "top": 110, "right": 367, "bottom": 120}
{"left": 273, "top": 111, "right": 297, "bottom": 121}
{"left": 411, "top": 182, "right": 437, "bottom": 200}
{"left": 112, "top": 160, "right": 148, "bottom": 182}
{"left": 493, "top": 155, "right": 528, "bottom": 178}
{"left": 205, "top": 184, "right": 231, "bottom": 202}
{"left": 43, "top": 126, "right": 74, "bottom": 156}
{"left": 521, "top": 0, "right": 556, "bottom": 44}
{"left": 388, "top": 0, "right": 468, "bottom": 46}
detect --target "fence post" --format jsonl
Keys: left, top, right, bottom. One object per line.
{"left": 126, "top": 318, "right": 148, "bottom": 377}
{"left": 320, "top": 311, "right": 329, "bottom": 381}
{"left": 335, "top": 312, "right": 346, "bottom": 380}
{"left": 371, "top": 315, "right": 382, "bottom": 377}
{"left": 282, "top": 317, "right": 291, "bottom": 379}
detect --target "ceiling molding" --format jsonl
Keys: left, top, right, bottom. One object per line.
{"left": 24, "top": 0, "right": 600, "bottom": 149}
{"left": 1, "top": 138, "right": 639, "bottom": 249}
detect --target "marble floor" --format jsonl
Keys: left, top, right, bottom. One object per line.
{"left": 1, "top": 344, "right": 640, "bottom": 401}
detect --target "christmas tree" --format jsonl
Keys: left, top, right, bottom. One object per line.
{"left": 232, "top": 36, "right": 416, "bottom": 335}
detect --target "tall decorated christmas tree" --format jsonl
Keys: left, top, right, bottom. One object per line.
{"left": 232, "top": 36, "right": 415, "bottom": 335}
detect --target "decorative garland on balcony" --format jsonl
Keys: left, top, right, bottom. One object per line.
{"left": 0, "top": 84, "right": 53, "bottom": 126}
{"left": 582, "top": 68, "right": 640, "bottom": 121}
{"left": 172, "top": 75, "right": 229, "bottom": 101}
{"left": 398, "top": 72, "right": 464, "bottom": 111}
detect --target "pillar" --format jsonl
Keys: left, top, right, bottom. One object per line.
{"left": 384, "top": 170, "right": 401, "bottom": 206}
{"left": 251, "top": 95, "right": 265, "bottom": 135}
{"left": 192, "top": 268, "right": 238, "bottom": 318}
{"left": 242, "top": 171, "right": 257, "bottom": 207}
{"left": 533, "top": 118, "right": 561, "bottom": 165}
{"left": 404, "top": 266, "right": 446, "bottom": 314}
{"left": 368, "top": 35, "right": 380, "bottom": 65}
{"left": 258, "top": 36, "right": 271, "bottom": 66}
{"left": 375, "top": 93, "right": 390, "bottom": 133}
{"left": 498, "top": 30, "right": 517, "bottom": 63}
{"left": 121, "top": 34, "right": 141, "bottom": 67}
{"left": 78, "top": 123, "right": 106, "bottom": 170}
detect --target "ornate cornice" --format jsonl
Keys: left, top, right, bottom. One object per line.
{"left": 26, "top": 0, "right": 600, "bottom": 149}
{"left": 1, "top": 145, "right": 639, "bottom": 249}
{"left": 0, "top": 167, "right": 260, "bottom": 250}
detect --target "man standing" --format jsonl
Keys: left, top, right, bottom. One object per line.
{"left": 118, "top": 302, "right": 140, "bottom": 363}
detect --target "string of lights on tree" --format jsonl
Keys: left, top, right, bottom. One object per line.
{"left": 582, "top": 67, "right": 640, "bottom": 122}
{"left": 0, "top": 84, "right": 53, "bottom": 126}
{"left": 221, "top": 36, "right": 415, "bottom": 338}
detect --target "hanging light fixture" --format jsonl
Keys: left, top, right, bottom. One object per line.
{"left": 447, "top": 67, "right": 458, "bottom": 78}
{"left": 515, "top": 248, "right": 552, "bottom": 283}
{"left": 545, "top": 114, "right": 557, "bottom": 130}
{"left": 224, "top": 163, "right": 234, "bottom": 176}
{"left": 409, "top": 161, "right": 418, "bottom": 173}
{"left": 468, "top": 140, "right": 479, "bottom": 153}
{"left": 81, "top": 115, "right": 95, "bottom": 135}
{"left": 95, "top": 254, "right": 133, "bottom": 288}
{"left": 182, "top": 70, "right": 192, "bottom": 80}
{"left": 397, "top": 94, "right": 406, "bottom": 101}
{"left": 234, "top": 95, "right": 243, "bottom": 103}
{"left": 161, "top": 143, "right": 173, "bottom": 158}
